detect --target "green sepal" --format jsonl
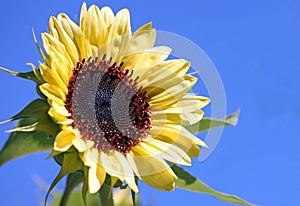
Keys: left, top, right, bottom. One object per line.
{"left": 0, "top": 66, "right": 41, "bottom": 84}
{"left": 5, "top": 114, "right": 60, "bottom": 137}
{"left": 59, "top": 171, "right": 85, "bottom": 206}
{"left": 131, "top": 176, "right": 138, "bottom": 206}
{"left": 113, "top": 179, "right": 128, "bottom": 189}
{"left": 82, "top": 166, "right": 89, "bottom": 206}
{"left": 0, "top": 99, "right": 49, "bottom": 124}
{"left": 36, "top": 84, "right": 47, "bottom": 99}
{"left": 26, "top": 62, "right": 44, "bottom": 84}
{"left": 99, "top": 175, "right": 115, "bottom": 206}
{"left": 172, "top": 165, "right": 254, "bottom": 205}
{"left": 131, "top": 190, "right": 136, "bottom": 206}
{"left": 32, "top": 27, "right": 51, "bottom": 66}
{"left": 0, "top": 118, "right": 54, "bottom": 166}
{"left": 185, "top": 109, "right": 240, "bottom": 134}
{"left": 45, "top": 150, "right": 83, "bottom": 206}
{"left": 53, "top": 153, "right": 64, "bottom": 166}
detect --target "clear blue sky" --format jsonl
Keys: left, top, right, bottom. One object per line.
{"left": 1, "top": 0, "right": 300, "bottom": 205}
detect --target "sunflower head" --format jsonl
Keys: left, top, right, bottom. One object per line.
{"left": 38, "top": 2, "right": 210, "bottom": 194}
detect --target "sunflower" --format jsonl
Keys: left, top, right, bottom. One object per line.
{"left": 38, "top": 3, "right": 210, "bottom": 193}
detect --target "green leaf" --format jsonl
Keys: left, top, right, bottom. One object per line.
{"left": 172, "top": 165, "right": 255, "bottom": 205}
{"left": 45, "top": 151, "right": 83, "bottom": 206}
{"left": 59, "top": 172, "right": 85, "bottom": 206}
{"left": 0, "top": 66, "right": 41, "bottom": 84}
{"left": 0, "top": 118, "right": 54, "bottom": 166}
{"left": 185, "top": 109, "right": 240, "bottom": 134}
{"left": 0, "top": 99, "right": 49, "bottom": 124}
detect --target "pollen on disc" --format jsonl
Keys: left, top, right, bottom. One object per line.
{"left": 66, "top": 57, "right": 151, "bottom": 153}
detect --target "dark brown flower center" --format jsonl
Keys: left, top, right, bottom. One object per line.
{"left": 65, "top": 56, "right": 151, "bottom": 153}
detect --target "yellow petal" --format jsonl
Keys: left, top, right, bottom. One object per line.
{"left": 48, "top": 107, "right": 73, "bottom": 125}
{"left": 130, "top": 148, "right": 176, "bottom": 191}
{"left": 39, "top": 83, "right": 66, "bottom": 102}
{"left": 54, "top": 127, "right": 76, "bottom": 151}
{"left": 50, "top": 57, "right": 70, "bottom": 86}
{"left": 49, "top": 100, "right": 70, "bottom": 117}
{"left": 187, "top": 143, "right": 201, "bottom": 157}
{"left": 39, "top": 64, "right": 68, "bottom": 94}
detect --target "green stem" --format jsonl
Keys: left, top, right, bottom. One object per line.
{"left": 59, "top": 172, "right": 84, "bottom": 206}
{"left": 98, "top": 178, "right": 114, "bottom": 206}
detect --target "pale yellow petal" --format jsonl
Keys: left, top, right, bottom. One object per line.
{"left": 42, "top": 33, "right": 70, "bottom": 62}
{"left": 151, "top": 93, "right": 210, "bottom": 125}
{"left": 126, "top": 152, "right": 141, "bottom": 179}
{"left": 148, "top": 74, "right": 197, "bottom": 107}
{"left": 141, "top": 139, "right": 191, "bottom": 166}
{"left": 84, "top": 147, "right": 98, "bottom": 167}
{"left": 101, "top": 151, "right": 124, "bottom": 181}
{"left": 125, "top": 22, "right": 156, "bottom": 54}
{"left": 180, "top": 110, "right": 205, "bottom": 125}
{"left": 73, "top": 136, "right": 92, "bottom": 153}
{"left": 88, "top": 153, "right": 107, "bottom": 194}
{"left": 121, "top": 46, "right": 171, "bottom": 72}
{"left": 59, "top": 13, "right": 92, "bottom": 60}
{"left": 100, "top": 6, "right": 115, "bottom": 27}
{"left": 88, "top": 164, "right": 100, "bottom": 193}
{"left": 49, "top": 16, "right": 79, "bottom": 65}
{"left": 114, "top": 152, "right": 138, "bottom": 192}
{"left": 150, "top": 124, "right": 206, "bottom": 154}
{"left": 159, "top": 93, "right": 210, "bottom": 113}
{"left": 80, "top": 2, "right": 88, "bottom": 27}
{"left": 81, "top": 5, "right": 108, "bottom": 48}
{"left": 107, "top": 9, "right": 131, "bottom": 61}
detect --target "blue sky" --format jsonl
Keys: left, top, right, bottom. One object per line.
{"left": 1, "top": 0, "right": 300, "bottom": 205}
